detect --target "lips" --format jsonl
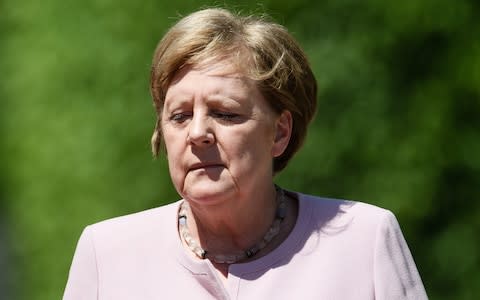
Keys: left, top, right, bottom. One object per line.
{"left": 188, "top": 162, "right": 224, "bottom": 171}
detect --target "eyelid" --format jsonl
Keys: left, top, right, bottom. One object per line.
{"left": 169, "top": 111, "right": 192, "bottom": 122}
{"left": 211, "top": 110, "right": 240, "bottom": 120}
{"left": 212, "top": 110, "right": 236, "bottom": 116}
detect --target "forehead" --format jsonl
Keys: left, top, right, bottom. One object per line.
{"left": 165, "top": 62, "right": 257, "bottom": 101}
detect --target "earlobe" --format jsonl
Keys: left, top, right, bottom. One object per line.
{"left": 272, "top": 110, "right": 293, "bottom": 158}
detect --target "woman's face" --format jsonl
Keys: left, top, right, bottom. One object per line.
{"left": 161, "top": 62, "right": 291, "bottom": 206}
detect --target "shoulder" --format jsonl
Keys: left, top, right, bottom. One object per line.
{"left": 64, "top": 200, "right": 186, "bottom": 298}
{"left": 282, "top": 192, "right": 428, "bottom": 298}
{"left": 297, "top": 192, "right": 395, "bottom": 225}
{"left": 92, "top": 200, "right": 180, "bottom": 229}
{"left": 291, "top": 191, "right": 401, "bottom": 244}
{"left": 292, "top": 191, "right": 409, "bottom": 260}
{"left": 82, "top": 200, "right": 182, "bottom": 249}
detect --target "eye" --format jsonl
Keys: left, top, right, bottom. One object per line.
{"left": 169, "top": 112, "right": 191, "bottom": 123}
{"left": 211, "top": 111, "right": 239, "bottom": 121}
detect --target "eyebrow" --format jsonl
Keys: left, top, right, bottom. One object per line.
{"left": 205, "top": 94, "right": 245, "bottom": 107}
{"left": 163, "top": 96, "right": 193, "bottom": 112}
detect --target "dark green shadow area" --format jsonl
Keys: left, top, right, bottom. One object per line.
{"left": 0, "top": 1, "right": 15, "bottom": 298}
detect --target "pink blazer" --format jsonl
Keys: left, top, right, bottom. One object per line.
{"left": 64, "top": 192, "right": 427, "bottom": 299}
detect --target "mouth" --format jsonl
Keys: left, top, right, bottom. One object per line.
{"left": 188, "top": 163, "right": 225, "bottom": 171}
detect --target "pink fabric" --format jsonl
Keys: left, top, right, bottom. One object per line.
{"left": 63, "top": 192, "right": 427, "bottom": 299}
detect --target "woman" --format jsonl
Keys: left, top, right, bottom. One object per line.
{"left": 64, "top": 8, "right": 427, "bottom": 299}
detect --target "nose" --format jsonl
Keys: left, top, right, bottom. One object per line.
{"left": 187, "top": 113, "right": 215, "bottom": 146}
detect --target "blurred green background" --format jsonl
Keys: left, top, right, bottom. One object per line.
{"left": 1, "top": 0, "right": 479, "bottom": 299}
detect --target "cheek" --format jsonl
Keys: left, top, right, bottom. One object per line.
{"left": 162, "top": 125, "right": 180, "bottom": 154}
{"left": 226, "top": 129, "right": 274, "bottom": 165}
{"left": 166, "top": 150, "right": 186, "bottom": 192}
{"left": 162, "top": 132, "right": 184, "bottom": 174}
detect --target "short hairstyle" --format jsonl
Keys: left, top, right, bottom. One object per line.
{"left": 150, "top": 8, "right": 317, "bottom": 173}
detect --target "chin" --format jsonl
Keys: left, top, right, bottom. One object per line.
{"left": 182, "top": 181, "right": 236, "bottom": 206}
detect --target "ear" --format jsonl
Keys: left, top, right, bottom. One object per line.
{"left": 272, "top": 110, "right": 293, "bottom": 158}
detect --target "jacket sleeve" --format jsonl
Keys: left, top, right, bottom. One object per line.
{"left": 373, "top": 211, "right": 428, "bottom": 300}
{"left": 63, "top": 226, "right": 98, "bottom": 300}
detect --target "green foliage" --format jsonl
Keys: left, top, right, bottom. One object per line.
{"left": 1, "top": 0, "right": 478, "bottom": 299}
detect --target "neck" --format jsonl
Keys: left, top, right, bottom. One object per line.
{"left": 184, "top": 184, "right": 278, "bottom": 255}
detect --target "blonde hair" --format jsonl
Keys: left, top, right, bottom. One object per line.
{"left": 150, "top": 8, "right": 317, "bottom": 172}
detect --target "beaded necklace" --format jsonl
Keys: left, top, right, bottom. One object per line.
{"left": 178, "top": 186, "right": 286, "bottom": 264}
